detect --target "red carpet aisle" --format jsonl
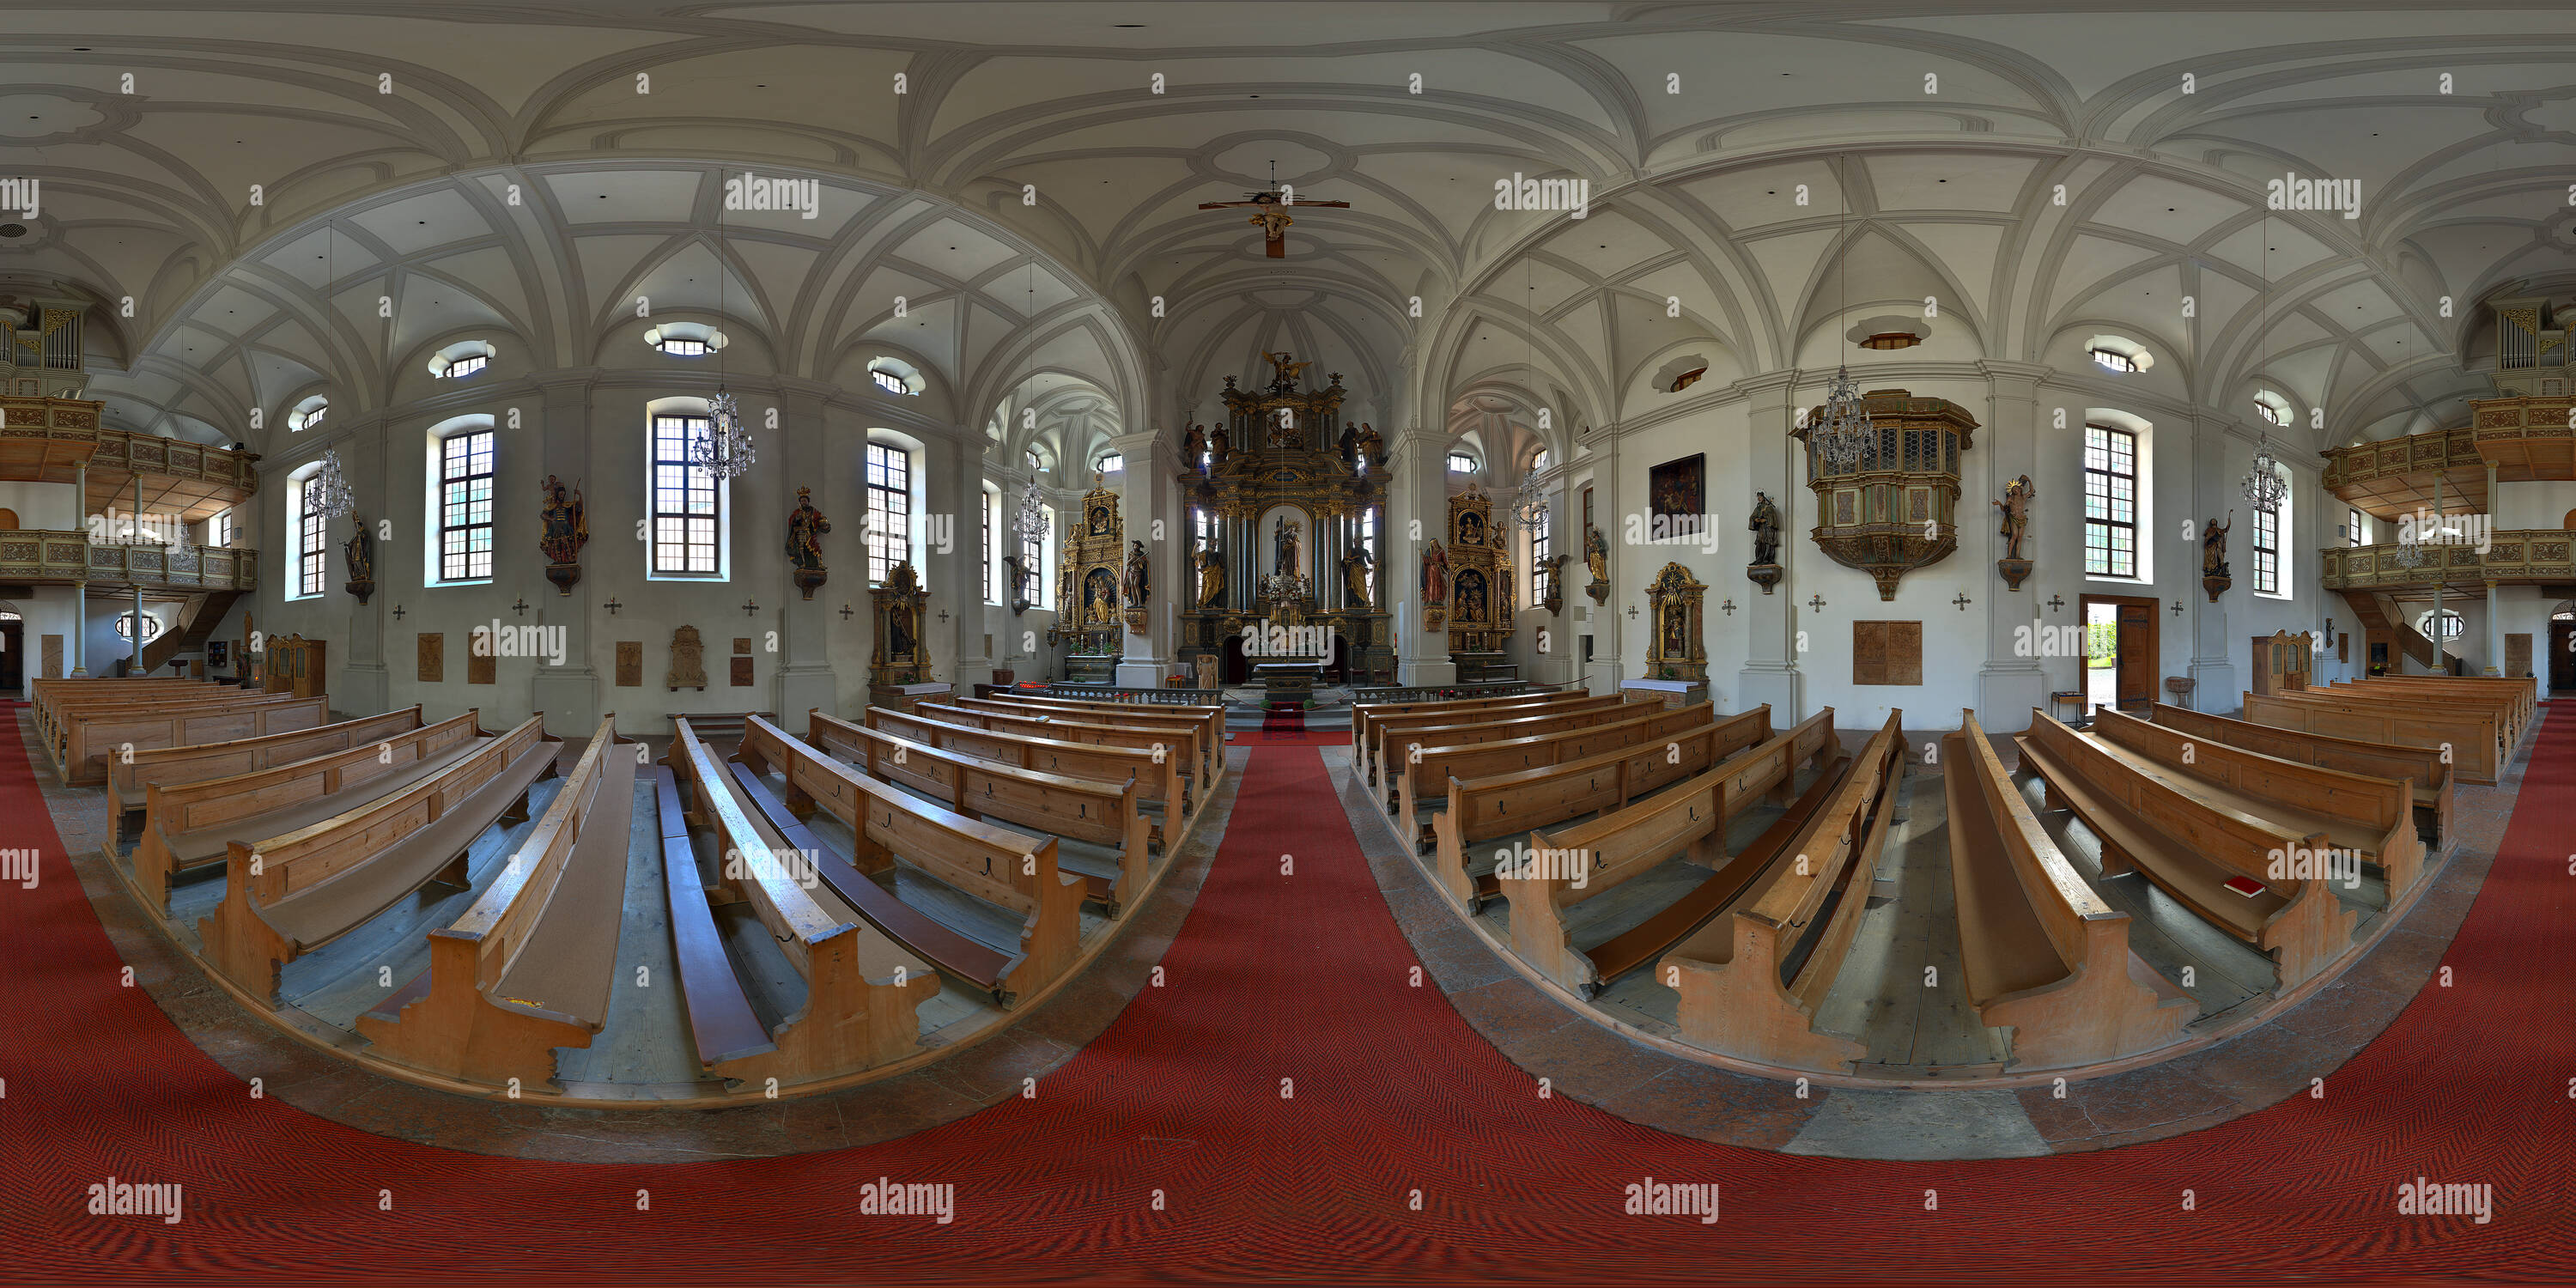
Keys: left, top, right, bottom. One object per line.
{"left": 0, "top": 702, "right": 2570, "bottom": 1282}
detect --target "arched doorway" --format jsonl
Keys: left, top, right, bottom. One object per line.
{"left": 1220, "top": 634, "right": 1249, "bottom": 685}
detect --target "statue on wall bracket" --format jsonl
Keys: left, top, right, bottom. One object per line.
{"left": 1541, "top": 552, "right": 1567, "bottom": 615}
{"left": 1584, "top": 523, "right": 1611, "bottom": 605}
{"left": 1746, "top": 491, "right": 1784, "bottom": 595}
{"left": 1196, "top": 543, "right": 1227, "bottom": 608}
{"left": 787, "top": 486, "right": 831, "bottom": 600}
{"left": 538, "top": 475, "right": 589, "bottom": 597}
{"left": 1121, "top": 539, "right": 1151, "bottom": 632}
{"left": 2202, "top": 511, "right": 2234, "bottom": 603}
{"left": 1993, "top": 474, "right": 2035, "bottom": 592}
{"left": 343, "top": 519, "right": 376, "bottom": 605}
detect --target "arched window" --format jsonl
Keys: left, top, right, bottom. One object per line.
{"left": 2415, "top": 609, "right": 2466, "bottom": 641}
{"left": 435, "top": 427, "right": 495, "bottom": 582}
{"left": 428, "top": 340, "right": 496, "bottom": 380}
{"left": 288, "top": 465, "right": 327, "bottom": 599}
{"left": 866, "top": 440, "right": 914, "bottom": 583}
{"left": 1530, "top": 449, "right": 1552, "bottom": 473}
{"left": 1027, "top": 447, "right": 1043, "bottom": 473}
{"left": 114, "top": 611, "right": 165, "bottom": 642}
{"left": 1096, "top": 452, "right": 1125, "bottom": 474}
{"left": 2254, "top": 391, "right": 2293, "bottom": 427}
{"left": 2082, "top": 423, "right": 2139, "bottom": 579}
{"left": 2085, "top": 335, "right": 2154, "bottom": 373}
{"left": 2253, "top": 464, "right": 2292, "bottom": 598}
{"left": 643, "top": 323, "right": 725, "bottom": 357}
{"left": 648, "top": 403, "right": 724, "bottom": 577}
{"left": 1447, "top": 451, "right": 1478, "bottom": 474}
{"left": 983, "top": 484, "right": 1001, "bottom": 604}
{"left": 288, "top": 395, "right": 329, "bottom": 431}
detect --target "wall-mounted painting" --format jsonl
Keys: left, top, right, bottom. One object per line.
{"left": 1649, "top": 453, "right": 1704, "bottom": 528}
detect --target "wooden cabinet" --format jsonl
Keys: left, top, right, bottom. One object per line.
{"left": 264, "top": 634, "right": 325, "bottom": 699}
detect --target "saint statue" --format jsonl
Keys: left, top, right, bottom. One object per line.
{"left": 1085, "top": 568, "right": 1117, "bottom": 625}
{"left": 1274, "top": 517, "right": 1301, "bottom": 578}
{"left": 1748, "top": 491, "right": 1782, "bottom": 567}
{"left": 1421, "top": 538, "right": 1449, "bottom": 605}
{"left": 1122, "top": 539, "right": 1151, "bottom": 607}
{"left": 2202, "top": 512, "right": 2234, "bottom": 579}
{"left": 1210, "top": 424, "right": 1231, "bottom": 460}
{"left": 786, "top": 487, "right": 830, "bottom": 571}
{"left": 888, "top": 602, "right": 916, "bottom": 660}
{"left": 343, "top": 526, "right": 374, "bottom": 581}
{"left": 1196, "top": 544, "right": 1226, "bottom": 608}
{"left": 1183, "top": 424, "right": 1208, "bottom": 471}
{"left": 1341, "top": 544, "right": 1374, "bottom": 608}
{"left": 1352, "top": 422, "right": 1385, "bottom": 471}
{"left": 1584, "top": 524, "right": 1610, "bottom": 582}
{"left": 1261, "top": 349, "right": 1312, "bottom": 389}
{"left": 1993, "top": 475, "right": 2035, "bottom": 562}
{"left": 1004, "top": 554, "right": 1035, "bottom": 608}
{"left": 538, "top": 475, "right": 588, "bottom": 565}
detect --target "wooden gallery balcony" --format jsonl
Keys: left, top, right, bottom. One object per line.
{"left": 1, "top": 395, "right": 260, "bottom": 528}
{"left": 0, "top": 532, "right": 260, "bottom": 592}
{"left": 2320, "top": 532, "right": 2573, "bottom": 595}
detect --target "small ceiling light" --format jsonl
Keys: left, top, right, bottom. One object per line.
{"left": 1859, "top": 331, "right": 1920, "bottom": 350}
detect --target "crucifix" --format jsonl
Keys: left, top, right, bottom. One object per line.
{"left": 839, "top": 603, "right": 856, "bottom": 622}
{"left": 1807, "top": 593, "right": 1826, "bottom": 611}
{"left": 1719, "top": 598, "right": 1736, "bottom": 617}
{"left": 938, "top": 609, "right": 952, "bottom": 624}
{"left": 2171, "top": 599, "right": 2185, "bottom": 617}
{"left": 1953, "top": 592, "right": 1972, "bottom": 611}
{"left": 2045, "top": 593, "right": 2066, "bottom": 614}
{"left": 391, "top": 605, "right": 406, "bottom": 621}
{"left": 1197, "top": 161, "right": 1348, "bottom": 259}
{"left": 1625, "top": 605, "right": 1638, "bottom": 620}
{"left": 741, "top": 598, "right": 759, "bottom": 617}
{"left": 603, "top": 597, "right": 622, "bottom": 617}
{"left": 510, "top": 597, "right": 529, "bottom": 617}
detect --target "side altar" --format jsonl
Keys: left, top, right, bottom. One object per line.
{"left": 1174, "top": 353, "right": 1394, "bottom": 689}
{"left": 1050, "top": 473, "right": 1129, "bottom": 686}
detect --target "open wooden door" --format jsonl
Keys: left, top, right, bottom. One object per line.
{"left": 2117, "top": 602, "right": 2154, "bottom": 710}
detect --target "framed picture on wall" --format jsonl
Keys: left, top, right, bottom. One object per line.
{"left": 1649, "top": 454, "right": 1704, "bottom": 532}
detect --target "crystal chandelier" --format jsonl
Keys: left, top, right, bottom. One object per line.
{"left": 310, "top": 447, "right": 356, "bottom": 519}
{"left": 691, "top": 389, "right": 756, "bottom": 480}
{"left": 1012, "top": 474, "right": 1050, "bottom": 545}
{"left": 1510, "top": 466, "right": 1549, "bottom": 533}
{"left": 2240, "top": 434, "right": 2288, "bottom": 515}
{"left": 2390, "top": 533, "right": 2427, "bottom": 568}
{"left": 1811, "top": 365, "right": 1875, "bottom": 473}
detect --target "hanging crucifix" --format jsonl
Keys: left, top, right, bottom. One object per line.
{"left": 1198, "top": 161, "right": 1348, "bottom": 259}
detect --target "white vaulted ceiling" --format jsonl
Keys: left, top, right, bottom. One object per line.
{"left": 0, "top": 1, "right": 2567, "bottom": 462}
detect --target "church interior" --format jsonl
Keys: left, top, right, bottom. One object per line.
{"left": 3, "top": 3, "right": 2570, "bottom": 1281}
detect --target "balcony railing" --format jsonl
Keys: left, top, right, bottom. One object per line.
{"left": 0, "top": 398, "right": 260, "bottom": 494}
{"left": 2320, "top": 531, "right": 2575, "bottom": 592}
{"left": 0, "top": 531, "right": 260, "bottom": 592}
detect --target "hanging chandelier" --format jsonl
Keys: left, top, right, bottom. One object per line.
{"left": 2390, "top": 532, "right": 2428, "bottom": 568}
{"left": 691, "top": 389, "right": 757, "bottom": 479}
{"left": 310, "top": 447, "right": 357, "bottom": 519}
{"left": 2240, "top": 433, "right": 2288, "bottom": 515}
{"left": 1811, "top": 365, "right": 1876, "bottom": 473}
{"left": 1510, "top": 465, "right": 1549, "bottom": 533}
{"left": 1012, "top": 474, "right": 1050, "bottom": 546}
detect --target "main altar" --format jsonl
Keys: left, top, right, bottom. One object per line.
{"left": 1174, "top": 353, "right": 1394, "bottom": 689}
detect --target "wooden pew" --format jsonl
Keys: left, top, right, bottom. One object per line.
{"left": 951, "top": 694, "right": 1213, "bottom": 800}
{"left": 2243, "top": 689, "right": 2501, "bottom": 786}
{"left": 355, "top": 715, "right": 637, "bottom": 1090}
{"left": 1498, "top": 708, "right": 1844, "bottom": 997}
{"left": 199, "top": 716, "right": 562, "bottom": 1005}
{"left": 647, "top": 764, "right": 777, "bottom": 1072}
{"left": 2015, "top": 710, "right": 2355, "bottom": 993}
{"left": 864, "top": 706, "right": 1177, "bottom": 840}
{"left": 131, "top": 709, "right": 495, "bottom": 914}
{"left": 665, "top": 711, "right": 775, "bottom": 744}
{"left": 665, "top": 720, "right": 936, "bottom": 1084}
{"left": 52, "top": 690, "right": 325, "bottom": 786}
{"left": 2326, "top": 678, "right": 2526, "bottom": 746}
{"left": 42, "top": 682, "right": 295, "bottom": 751}
{"left": 810, "top": 710, "right": 1150, "bottom": 917}
{"left": 1352, "top": 688, "right": 1595, "bottom": 782}
{"left": 111, "top": 707, "right": 427, "bottom": 836}
{"left": 2090, "top": 707, "right": 2425, "bottom": 899}
{"left": 2150, "top": 702, "right": 2451, "bottom": 848}
{"left": 902, "top": 702, "right": 1190, "bottom": 818}
{"left": 1662, "top": 713, "right": 1905, "bottom": 1071}
{"left": 961, "top": 692, "right": 1224, "bottom": 794}
{"left": 33, "top": 677, "right": 220, "bottom": 743}
{"left": 1388, "top": 699, "right": 1711, "bottom": 831}
{"left": 1368, "top": 693, "right": 1637, "bottom": 795}
{"left": 734, "top": 716, "right": 1084, "bottom": 1009}
{"left": 2333, "top": 674, "right": 2534, "bottom": 734}
{"left": 1943, "top": 710, "right": 2194, "bottom": 1070}
{"left": 1430, "top": 704, "right": 1771, "bottom": 910}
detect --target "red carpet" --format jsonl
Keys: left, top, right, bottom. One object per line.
{"left": 1, "top": 701, "right": 2571, "bottom": 1282}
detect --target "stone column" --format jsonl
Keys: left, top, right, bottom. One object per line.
{"left": 70, "top": 462, "right": 87, "bottom": 675}
{"left": 528, "top": 372, "right": 603, "bottom": 732}
{"left": 1736, "top": 373, "right": 1803, "bottom": 720}
{"left": 774, "top": 379, "right": 838, "bottom": 720}
{"left": 2482, "top": 461, "right": 2504, "bottom": 675}
{"left": 2186, "top": 415, "right": 2235, "bottom": 706}
{"left": 1110, "top": 431, "right": 1175, "bottom": 688}
{"left": 340, "top": 413, "right": 390, "bottom": 715}
{"left": 1976, "top": 362, "right": 2050, "bottom": 730}
{"left": 1390, "top": 427, "right": 1455, "bottom": 685}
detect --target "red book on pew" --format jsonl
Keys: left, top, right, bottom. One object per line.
{"left": 2224, "top": 875, "right": 2268, "bottom": 898}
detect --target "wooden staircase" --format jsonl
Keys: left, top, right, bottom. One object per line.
{"left": 2339, "top": 589, "right": 2438, "bottom": 669}
{"left": 139, "top": 589, "right": 243, "bottom": 673}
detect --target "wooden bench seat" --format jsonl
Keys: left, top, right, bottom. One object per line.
{"left": 33, "top": 678, "right": 223, "bottom": 746}
{"left": 1944, "top": 710, "right": 2193, "bottom": 1070}
{"left": 2090, "top": 707, "right": 2424, "bottom": 898}
{"left": 1388, "top": 699, "right": 1713, "bottom": 831}
{"left": 1427, "top": 705, "right": 1774, "bottom": 909}
{"left": 52, "top": 690, "right": 325, "bottom": 786}
{"left": 951, "top": 695, "right": 1213, "bottom": 803}
{"left": 666, "top": 711, "right": 775, "bottom": 744}
{"left": 2014, "top": 710, "right": 2354, "bottom": 993}
{"left": 111, "top": 706, "right": 427, "bottom": 829}
{"left": 1367, "top": 694, "right": 1637, "bottom": 794}
{"left": 734, "top": 716, "right": 1084, "bottom": 1009}
{"left": 961, "top": 692, "right": 1224, "bottom": 795}
{"left": 2325, "top": 678, "right": 2526, "bottom": 746}
{"left": 1352, "top": 688, "right": 1596, "bottom": 782}
{"left": 355, "top": 715, "right": 638, "bottom": 1091}
{"left": 892, "top": 702, "right": 1188, "bottom": 818}
{"left": 131, "top": 710, "right": 498, "bottom": 914}
{"left": 199, "top": 716, "right": 562, "bottom": 1005}
{"left": 1495, "top": 709, "right": 1843, "bottom": 997}
{"left": 665, "top": 720, "right": 937, "bottom": 1086}
{"left": 647, "top": 764, "right": 776, "bottom": 1071}
{"left": 2149, "top": 702, "right": 2451, "bottom": 848}
{"left": 810, "top": 710, "right": 1148, "bottom": 917}
{"left": 2243, "top": 689, "right": 2502, "bottom": 786}
{"left": 1662, "top": 713, "right": 1908, "bottom": 1071}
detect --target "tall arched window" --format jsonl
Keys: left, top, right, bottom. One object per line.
{"left": 435, "top": 427, "right": 495, "bottom": 582}
{"left": 866, "top": 440, "right": 914, "bottom": 583}
{"left": 2253, "top": 464, "right": 2292, "bottom": 598}
{"left": 2082, "top": 422, "right": 2138, "bottom": 579}
{"left": 648, "top": 402, "right": 724, "bottom": 578}
{"left": 288, "top": 465, "right": 327, "bottom": 599}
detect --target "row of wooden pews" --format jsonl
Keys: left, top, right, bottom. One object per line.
{"left": 2150, "top": 702, "right": 2452, "bottom": 848}
{"left": 1351, "top": 686, "right": 1595, "bottom": 785}
{"left": 1387, "top": 697, "right": 1723, "bottom": 848}
{"left": 40, "top": 677, "right": 328, "bottom": 787}
{"left": 111, "top": 705, "right": 428, "bottom": 841}
{"left": 2241, "top": 675, "right": 2525, "bottom": 786}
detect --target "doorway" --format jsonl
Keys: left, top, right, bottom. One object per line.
{"left": 1220, "top": 634, "right": 1249, "bottom": 685}
{"left": 2552, "top": 617, "right": 2576, "bottom": 694}
{"left": 2081, "top": 593, "right": 2160, "bottom": 718}
{"left": 0, "top": 619, "right": 20, "bottom": 696}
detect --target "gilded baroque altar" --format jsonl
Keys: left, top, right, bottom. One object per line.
{"left": 1054, "top": 473, "right": 1128, "bottom": 685}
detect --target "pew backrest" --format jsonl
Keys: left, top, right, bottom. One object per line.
{"left": 114, "top": 706, "right": 421, "bottom": 805}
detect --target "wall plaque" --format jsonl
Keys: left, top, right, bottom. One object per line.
{"left": 730, "top": 655, "right": 755, "bottom": 686}
{"left": 733, "top": 637, "right": 753, "bottom": 655}
{"left": 616, "top": 641, "right": 642, "bottom": 687}
{"left": 1852, "top": 620, "right": 1923, "bottom": 686}
{"left": 467, "top": 647, "right": 496, "bottom": 685}
{"left": 416, "top": 633, "right": 443, "bottom": 683}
